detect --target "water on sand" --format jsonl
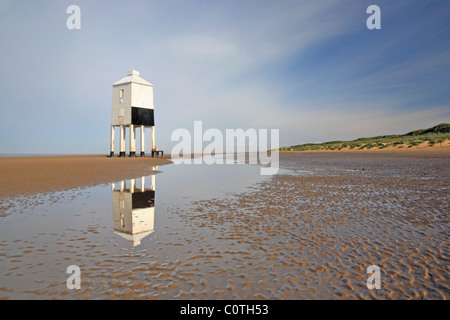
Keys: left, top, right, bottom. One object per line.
{"left": 0, "top": 153, "right": 449, "bottom": 299}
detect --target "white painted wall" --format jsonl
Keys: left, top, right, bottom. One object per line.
{"left": 112, "top": 190, "right": 133, "bottom": 231}
{"left": 131, "top": 83, "right": 154, "bottom": 110}
{"left": 112, "top": 191, "right": 155, "bottom": 235}
{"left": 111, "top": 70, "right": 154, "bottom": 126}
{"left": 111, "top": 83, "right": 132, "bottom": 125}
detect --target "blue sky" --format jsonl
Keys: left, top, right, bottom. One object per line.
{"left": 0, "top": 0, "right": 449, "bottom": 154}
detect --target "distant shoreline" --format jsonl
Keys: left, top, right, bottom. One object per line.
{"left": 0, "top": 153, "right": 105, "bottom": 157}
{"left": 280, "top": 140, "right": 450, "bottom": 154}
{"left": 0, "top": 155, "right": 172, "bottom": 200}
{"left": 1, "top": 149, "right": 449, "bottom": 201}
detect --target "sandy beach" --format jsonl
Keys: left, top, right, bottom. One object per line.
{"left": 170, "top": 152, "right": 450, "bottom": 299}
{"left": 0, "top": 155, "right": 171, "bottom": 200}
{"left": 0, "top": 152, "right": 449, "bottom": 300}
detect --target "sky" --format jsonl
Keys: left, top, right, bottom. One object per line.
{"left": 0, "top": 0, "right": 449, "bottom": 154}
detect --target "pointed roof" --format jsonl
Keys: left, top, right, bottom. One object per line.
{"left": 113, "top": 70, "right": 153, "bottom": 87}
{"left": 114, "top": 230, "right": 154, "bottom": 247}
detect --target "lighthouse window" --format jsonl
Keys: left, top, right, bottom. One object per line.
{"left": 119, "top": 108, "right": 124, "bottom": 117}
{"left": 119, "top": 88, "right": 124, "bottom": 99}
{"left": 120, "top": 214, "right": 125, "bottom": 227}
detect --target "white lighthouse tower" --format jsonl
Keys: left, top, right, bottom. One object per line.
{"left": 110, "top": 70, "right": 155, "bottom": 157}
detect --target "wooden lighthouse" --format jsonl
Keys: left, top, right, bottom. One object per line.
{"left": 110, "top": 70, "right": 155, "bottom": 157}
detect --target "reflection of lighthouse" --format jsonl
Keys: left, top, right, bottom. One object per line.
{"left": 111, "top": 168, "right": 156, "bottom": 246}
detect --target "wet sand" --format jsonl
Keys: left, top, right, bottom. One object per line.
{"left": 0, "top": 152, "right": 449, "bottom": 300}
{"left": 165, "top": 153, "right": 449, "bottom": 299}
{"left": 0, "top": 155, "right": 171, "bottom": 200}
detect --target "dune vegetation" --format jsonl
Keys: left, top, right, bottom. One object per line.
{"left": 281, "top": 123, "right": 450, "bottom": 151}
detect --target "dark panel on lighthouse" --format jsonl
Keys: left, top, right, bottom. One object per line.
{"left": 131, "top": 107, "right": 154, "bottom": 126}
{"left": 132, "top": 190, "right": 155, "bottom": 209}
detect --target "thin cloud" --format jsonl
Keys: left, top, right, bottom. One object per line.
{"left": 0, "top": 1, "right": 449, "bottom": 153}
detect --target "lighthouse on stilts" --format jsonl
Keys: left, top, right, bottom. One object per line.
{"left": 109, "top": 70, "right": 155, "bottom": 157}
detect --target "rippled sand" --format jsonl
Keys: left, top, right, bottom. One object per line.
{"left": 0, "top": 153, "right": 449, "bottom": 299}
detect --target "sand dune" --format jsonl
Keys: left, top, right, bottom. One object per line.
{"left": 282, "top": 141, "right": 450, "bottom": 154}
